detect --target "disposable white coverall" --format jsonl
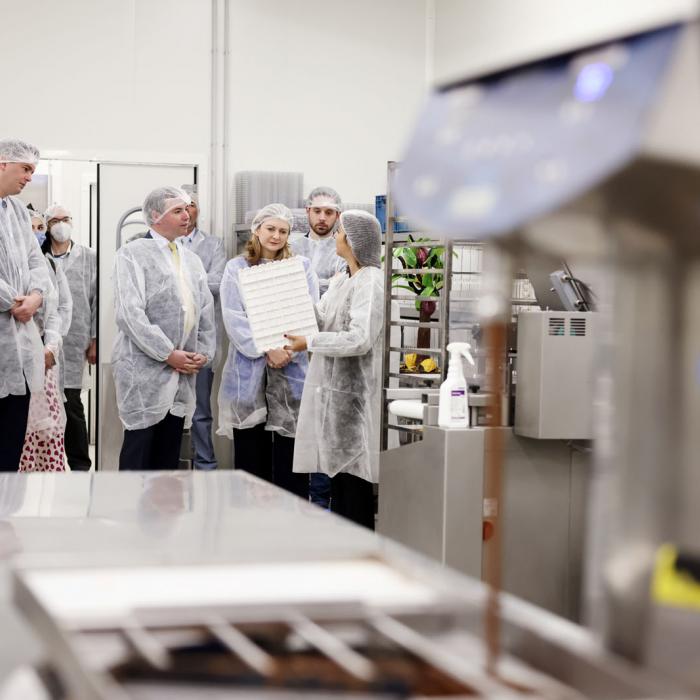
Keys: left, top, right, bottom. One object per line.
{"left": 50, "top": 243, "right": 96, "bottom": 390}
{"left": 290, "top": 234, "right": 345, "bottom": 296}
{"left": 217, "top": 255, "right": 319, "bottom": 439}
{"left": 0, "top": 197, "right": 53, "bottom": 398}
{"left": 111, "top": 238, "right": 216, "bottom": 431}
{"left": 293, "top": 266, "right": 384, "bottom": 483}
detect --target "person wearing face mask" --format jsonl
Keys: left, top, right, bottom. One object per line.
{"left": 113, "top": 186, "right": 215, "bottom": 470}
{"left": 42, "top": 205, "right": 97, "bottom": 471}
{"left": 29, "top": 209, "right": 47, "bottom": 247}
{"left": 285, "top": 211, "right": 384, "bottom": 530}
{"left": 179, "top": 184, "right": 226, "bottom": 471}
{"left": 0, "top": 138, "right": 53, "bottom": 470}
{"left": 217, "top": 203, "right": 318, "bottom": 499}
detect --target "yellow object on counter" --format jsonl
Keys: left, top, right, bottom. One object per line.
{"left": 405, "top": 353, "right": 418, "bottom": 370}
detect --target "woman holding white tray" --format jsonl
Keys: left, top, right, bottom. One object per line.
{"left": 217, "top": 203, "right": 319, "bottom": 499}
{"left": 285, "top": 210, "right": 384, "bottom": 529}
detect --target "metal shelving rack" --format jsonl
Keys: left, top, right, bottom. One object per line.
{"left": 381, "top": 161, "right": 457, "bottom": 449}
{"left": 380, "top": 162, "right": 538, "bottom": 449}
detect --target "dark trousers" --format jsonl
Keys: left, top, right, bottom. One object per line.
{"left": 309, "top": 472, "right": 331, "bottom": 509}
{"left": 119, "top": 412, "right": 185, "bottom": 470}
{"left": 191, "top": 366, "right": 217, "bottom": 470}
{"left": 331, "top": 472, "right": 375, "bottom": 530}
{"left": 233, "top": 424, "right": 309, "bottom": 500}
{"left": 64, "top": 388, "right": 91, "bottom": 470}
{"left": 0, "top": 392, "right": 32, "bottom": 471}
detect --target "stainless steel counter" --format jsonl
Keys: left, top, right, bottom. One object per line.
{"left": 0, "top": 472, "right": 689, "bottom": 698}
{"left": 0, "top": 472, "right": 373, "bottom": 688}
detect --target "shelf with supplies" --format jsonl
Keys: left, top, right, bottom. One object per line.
{"left": 379, "top": 161, "right": 539, "bottom": 450}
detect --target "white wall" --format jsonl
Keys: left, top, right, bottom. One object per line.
{"left": 432, "top": 0, "right": 700, "bottom": 85}
{"left": 4, "top": 0, "right": 211, "bottom": 162}
{"left": 227, "top": 0, "right": 429, "bottom": 208}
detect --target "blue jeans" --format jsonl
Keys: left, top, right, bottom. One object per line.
{"left": 309, "top": 472, "right": 331, "bottom": 509}
{"left": 191, "top": 366, "right": 217, "bottom": 470}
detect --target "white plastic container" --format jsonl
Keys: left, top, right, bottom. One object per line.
{"left": 438, "top": 342, "right": 475, "bottom": 429}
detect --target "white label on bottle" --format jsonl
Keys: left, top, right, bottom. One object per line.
{"left": 483, "top": 498, "right": 498, "bottom": 517}
{"left": 450, "top": 388, "right": 466, "bottom": 419}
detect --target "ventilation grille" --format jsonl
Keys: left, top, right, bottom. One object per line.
{"left": 570, "top": 318, "right": 587, "bottom": 337}
{"left": 548, "top": 318, "right": 565, "bottom": 336}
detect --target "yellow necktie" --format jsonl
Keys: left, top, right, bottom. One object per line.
{"left": 168, "top": 241, "right": 180, "bottom": 267}
{"left": 168, "top": 241, "right": 195, "bottom": 337}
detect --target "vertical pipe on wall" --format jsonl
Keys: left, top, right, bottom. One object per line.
{"left": 210, "top": 0, "right": 228, "bottom": 242}
{"left": 425, "top": 0, "right": 436, "bottom": 87}
{"left": 223, "top": 0, "right": 231, "bottom": 254}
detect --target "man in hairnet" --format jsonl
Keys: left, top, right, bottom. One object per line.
{"left": 179, "top": 184, "right": 226, "bottom": 470}
{"left": 42, "top": 204, "right": 96, "bottom": 471}
{"left": 291, "top": 187, "right": 345, "bottom": 296}
{"left": 113, "top": 186, "right": 216, "bottom": 470}
{"left": 285, "top": 210, "right": 384, "bottom": 529}
{"left": 290, "top": 186, "right": 346, "bottom": 508}
{"left": 0, "top": 138, "right": 53, "bottom": 470}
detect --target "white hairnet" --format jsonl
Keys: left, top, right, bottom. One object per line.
{"left": 250, "top": 203, "right": 293, "bottom": 234}
{"left": 45, "top": 204, "right": 71, "bottom": 221}
{"left": 340, "top": 210, "right": 382, "bottom": 268}
{"left": 0, "top": 138, "right": 40, "bottom": 165}
{"left": 29, "top": 210, "right": 45, "bottom": 225}
{"left": 142, "top": 186, "right": 191, "bottom": 227}
{"left": 305, "top": 186, "right": 342, "bottom": 211}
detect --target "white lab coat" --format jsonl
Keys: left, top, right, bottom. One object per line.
{"left": 50, "top": 242, "right": 96, "bottom": 390}
{"left": 293, "top": 266, "right": 384, "bottom": 483}
{"left": 111, "top": 238, "right": 216, "bottom": 431}
{"left": 290, "top": 234, "right": 346, "bottom": 296}
{"left": 0, "top": 197, "right": 53, "bottom": 398}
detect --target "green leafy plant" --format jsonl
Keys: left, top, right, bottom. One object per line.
{"left": 389, "top": 235, "right": 446, "bottom": 350}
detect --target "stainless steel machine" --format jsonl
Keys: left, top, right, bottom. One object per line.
{"left": 514, "top": 310, "right": 597, "bottom": 440}
{"left": 389, "top": 10, "right": 700, "bottom": 695}
{"left": 378, "top": 426, "right": 589, "bottom": 621}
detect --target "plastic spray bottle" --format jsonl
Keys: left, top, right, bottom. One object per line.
{"left": 438, "top": 342, "right": 476, "bottom": 429}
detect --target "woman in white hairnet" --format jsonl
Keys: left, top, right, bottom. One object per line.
{"left": 217, "top": 203, "right": 319, "bottom": 499}
{"left": 285, "top": 210, "right": 384, "bottom": 529}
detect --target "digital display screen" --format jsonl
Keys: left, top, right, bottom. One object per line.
{"left": 395, "top": 26, "right": 680, "bottom": 240}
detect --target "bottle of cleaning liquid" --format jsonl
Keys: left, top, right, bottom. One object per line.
{"left": 438, "top": 342, "right": 476, "bottom": 429}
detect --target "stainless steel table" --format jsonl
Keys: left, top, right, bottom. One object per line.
{"left": 0, "top": 472, "right": 688, "bottom": 698}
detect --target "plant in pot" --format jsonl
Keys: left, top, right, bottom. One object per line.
{"left": 391, "top": 236, "right": 446, "bottom": 370}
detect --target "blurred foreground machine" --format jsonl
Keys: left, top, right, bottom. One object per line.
{"left": 386, "top": 7, "right": 700, "bottom": 694}
{"left": 4, "top": 471, "right": 691, "bottom": 700}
